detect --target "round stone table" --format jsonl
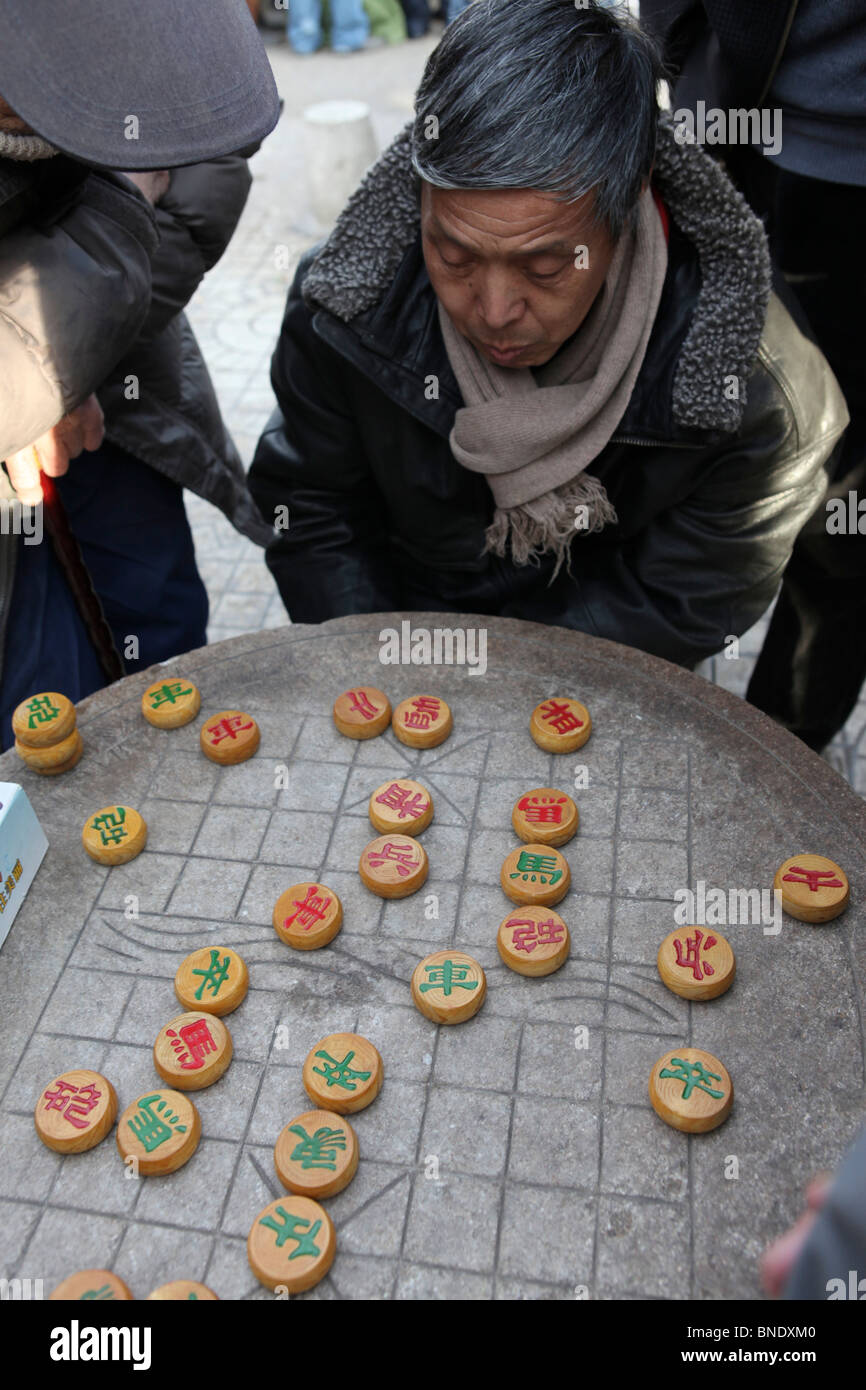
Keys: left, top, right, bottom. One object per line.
{"left": 1, "top": 614, "right": 864, "bottom": 1301}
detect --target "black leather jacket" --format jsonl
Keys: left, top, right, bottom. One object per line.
{"left": 250, "top": 120, "right": 847, "bottom": 669}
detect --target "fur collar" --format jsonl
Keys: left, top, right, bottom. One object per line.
{"left": 303, "top": 115, "right": 771, "bottom": 432}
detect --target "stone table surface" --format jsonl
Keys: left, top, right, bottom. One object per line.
{"left": 1, "top": 614, "right": 864, "bottom": 1302}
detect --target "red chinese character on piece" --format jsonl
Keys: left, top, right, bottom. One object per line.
{"left": 535, "top": 918, "right": 566, "bottom": 948}
{"left": 517, "top": 793, "right": 567, "bottom": 826}
{"left": 207, "top": 715, "right": 253, "bottom": 744}
{"left": 42, "top": 1080, "right": 102, "bottom": 1129}
{"left": 509, "top": 919, "right": 540, "bottom": 953}
{"left": 283, "top": 884, "right": 331, "bottom": 931}
{"left": 375, "top": 783, "right": 428, "bottom": 820}
{"left": 367, "top": 841, "right": 418, "bottom": 877}
{"left": 672, "top": 928, "right": 717, "bottom": 982}
{"left": 348, "top": 689, "right": 379, "bottom": 721}
{"left": 166, "top": 1019, "right": 217, "bottom": 1070}
{"left": 540, "top": 700, "right": 584, "bottom": 735}
{"left": 782, "top": 865, "right": 844, "bottom": 893}
{"left": 403, "top": 696, "right": 440, "bottom": 731}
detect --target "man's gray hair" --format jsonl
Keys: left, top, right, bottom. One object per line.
{"left": 411, "top": 0, "right": 662, "bottom": 241}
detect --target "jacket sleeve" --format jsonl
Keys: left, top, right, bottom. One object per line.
{"left": 0, "top": 171, "right": 156, "bottom": 459}
{"left": 248, "top": 276, "right": 398, "bottom": 620}
{"left": 534, "top": 299, "right": 849, "bottom": 668}
{"left": 136, "top": 157, "right": 252, "bottom": 337}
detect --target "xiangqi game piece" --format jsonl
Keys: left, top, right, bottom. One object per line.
{"left": 511, "top": 787, "right": 579, "bottom": 847}
{"left": 175, "top": 946, "right": 249, "bottom": 1015}
{"left": 501, "top": 842, "right": 570, "bottom": 906}
{"left": 369, "top": 778, "right": 434, "bottom": 836}
{"left": 15, "top": 729, "right": 83, "bottom": 775}
{"left": 274, "top": 1109, "right": 359, "bottom": 1199}
{"left": 147, "top": 1281, "right": 218, "bottom": 1300}
{"left": 49, "top": 1270, "right": 133, "bottom": 1301}
{"left": 657, "top": 927, "right": 736, "bottom": 1000}
{"left": 34, "top": 1069, "right": 118, "bottom": 1154}
{"left": 153, "top": 1012, "right": 233, "bottom": 1090}
{"left": 497, "top": 907, "right": 571, "bottom": 977}
{"left": 116, "top": 1089, "right": 201, "bottom": 1175}
{"left": 302, "top": 1032, "right": 383, "bottom": 1114}
{"left": 530, "top": 697, "right": 592, "bottom": 752}
{"left": 142, "top": 677, "right": 201, "bottom": 729}
{"left": 392, "top": 693, "right": 453, "bottom": 749}
{"left": 411, "top": 950, "right": 487, "bottom": 1024}
{"left": 359, "top": 833, "right": 429, "bottom": 899}
{"left": 774, "top": 853, "right": 850, "bottom": 923}
{"left": 273, "top": 882, "right": 343, "bottom": 950}
{"left": 11, "top": 691, "right": 76, "bottom": 748}
{"left": 649, "top": 1047, "right": 733, "bottom": 1133}
{"left": 82, "top": 804, "right": 147, "bottom": 865}
{"left": 248, "top": 1194, "right": 336, "bottom": 1294}
{"left": 332, "top": 685, "right": 392, "bottom": 739}
{"left": 199, "top": 709, "right": 260, "bottom": 764}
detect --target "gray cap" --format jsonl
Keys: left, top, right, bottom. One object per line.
{"left": 0, "top": 0, "right": 281, "bottom": 169}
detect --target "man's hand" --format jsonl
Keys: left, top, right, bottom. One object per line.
{"left": 5, "top": 394, "right": 105, "bottom": 504}
{"left": 121, "top": 170, "right": 171, "bottom": 206}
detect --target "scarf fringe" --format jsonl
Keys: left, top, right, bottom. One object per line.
{"left": 484, "top": 473, "right": 618, "bottom": 578}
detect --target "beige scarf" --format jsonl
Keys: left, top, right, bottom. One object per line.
{"left": 0, "top": 129, "right": 57, "bottom": 161}
{"left": 439, "top": 187, "right": 669, "bottom": 572}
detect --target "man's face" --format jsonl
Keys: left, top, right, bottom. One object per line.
{"left": 421, "top": 182, "right": 616, "bottom": 369}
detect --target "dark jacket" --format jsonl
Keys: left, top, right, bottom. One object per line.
{"left": 249, "top": 118, "right": 848, "bottom": 668}
{"left": 0, "top": 151, "right": 271, "bottom": 682}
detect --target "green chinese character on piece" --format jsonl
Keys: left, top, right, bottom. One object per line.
{"left": 311, "top": 1049, "right": 371, "bottom": 1092}
{"left": 259, "top": 1206, "right": 322, "bottom": 1260}
{"left": 192, "top": 949, "right": 231, "bottom": 1000}
{"left": 288, "top": 1124, "right": 347, "bottom": 1172}
{"left": 149, "top": 682, "right": 193, "bottom": 709}
{"left": 659, "top": 1057, "right": 725, "bottom": 1101}
{"left": 90, "top": 806, "right": 128, "bottom": 847}
{"left": 80, "top": 1285, "right": 114, "bottom": 1300}
{"left": 509, "top": 849, "right": 563, "bottom": 886}
{"left": 26, "top": 695, "right": 59, "bottom": 728}
{"left": 126, "top": 1094, "right": 188, "bottom": 1153}
{"left": 420, "top": 959, "right": 478, "bottom": 997}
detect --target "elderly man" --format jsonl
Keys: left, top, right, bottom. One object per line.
{"left": 250, "top": 0, "right": 847, "bottom": 668}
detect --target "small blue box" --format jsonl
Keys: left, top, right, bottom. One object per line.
{"left": 0, "top": 782, "right": 48, "bottom": 948}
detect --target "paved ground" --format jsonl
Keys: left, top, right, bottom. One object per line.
{"left": 185, "top": 33, "right": 866, "bottom": 791}
{"left": 3, "top": 617, "right": 864, "bottom": 1299}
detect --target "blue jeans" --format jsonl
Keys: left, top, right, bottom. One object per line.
{"left": 0, "top": 442, "right": 208, "bottom": 751}
{"left": 288, "top": 0, "right": 369, "bottom": 53}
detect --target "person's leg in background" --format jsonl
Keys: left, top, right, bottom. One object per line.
{"left": 55, "top": 440, "right": 208, "bottom": 682}
{"left": 287, "top": 0, "right": 324, "bottom": 52}
{"left": 328, "top": 0, "right": 370, "bottom": 50}
{"left": 443, "top": 0, "right": 470, "bottom": 22}
{"left": 399, "top": 0, "right": 431, "bottom": 38}
{"left": 745, "top": 171, "right": 866, "bottom": 749}
{"left": 0, "top": 530, "right": 106, "bottom": 750}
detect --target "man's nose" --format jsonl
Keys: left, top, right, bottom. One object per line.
{"left": 475, "top": 269, "right": 524, "bottom": 331}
